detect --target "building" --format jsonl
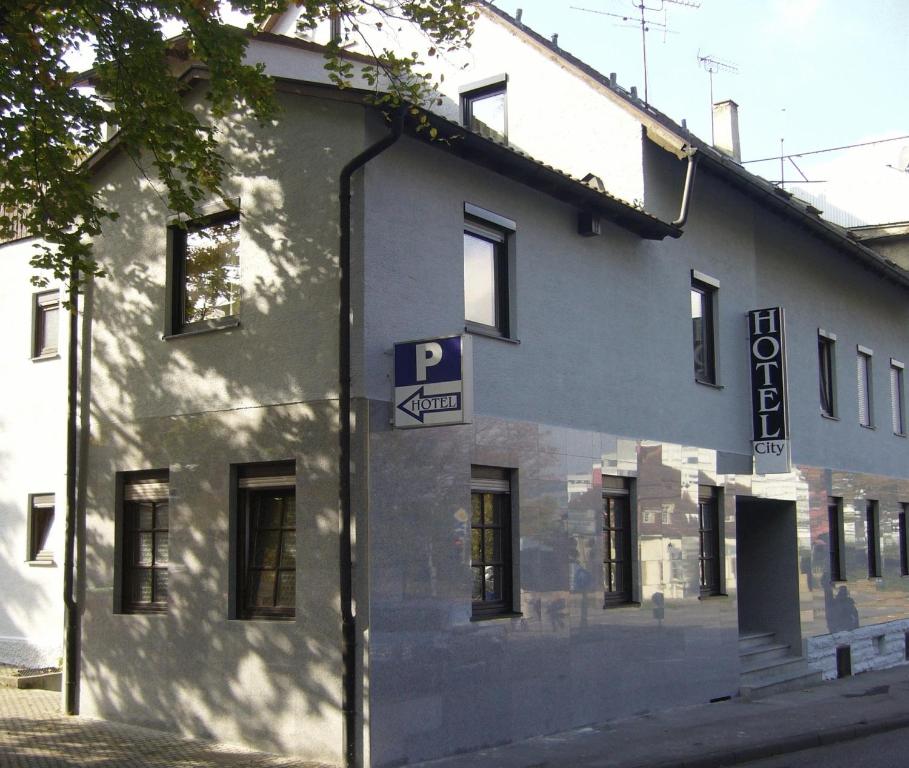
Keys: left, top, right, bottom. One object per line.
{"left": 3, "top": 4, "right": 909, "bottom": 767}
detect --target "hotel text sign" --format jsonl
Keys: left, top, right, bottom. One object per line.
{"left": 394, "top": 335, "right": 473, "bottom": 428}
{"left": 748, "top": 307, "right": 791, "bottom": 474}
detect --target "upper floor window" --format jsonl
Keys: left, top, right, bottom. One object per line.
{"left": 167, "top": 209, "right": 240, "bottom": 335}
{"left": 32, "top": 291, "right": 60, "bottom": 359}
{"left": 603, "top": 476, "right": 634, "bottom": 607}
{"left": 461, "top": 75, "right": 507, "bottom": 143}
{"left": 857, "top": 346, "right": 873, "bottom": 428}
{"left": 471, "top": 466, "right": 515, "bottom": 619}
{"left": 690, "top": 271, "right": 719, "bottom": 385}
{"left": 890, "top": 359, "right": 905, "bottom": 436}
{"left": 119, "top": 471, "right": 170, "bottom": 614}
{"left": 818, "top": 330, "right": 837, "bottom": 417}
{"left": 464, "top": 203, "right": 514, "bottom": 338}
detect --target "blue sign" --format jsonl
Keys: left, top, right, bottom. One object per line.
{"left": 394, "top": 336, "right": 473, "bottom": 428}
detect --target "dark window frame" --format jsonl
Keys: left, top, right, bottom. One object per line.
{"left": 470, "top": 466, "right": 516, "bottom": 619}
{"left": 166, "top": 207, "right": 241, "bottom": 337}
{"left": 27, "top": 493, "right": 55, "bottom": 562}
{"left": 899, "top": 504, "right": 909, "bottom": 577}
{"left": 857, "top": 346, "right": 874, "bottom": 428}
{"left": 818, "top": 330, "right": 837, "bottom": 418}
{"left": 463, "top": 204, "right": 515, "bottom": 340}
{"left": 603, "top": 476, "right": 634, "bottom": 606}
{"left": 116, "top": 470, "right": 170, "bottom": 615}
{"left": 866, "top": 500, "right": 881, "bottom": 578}
{"left": 828, "top": 496, "right": 846, "bottom": 582}
{"left": 691, "top": 271, "right": 719, "bottom": 385}
{"left": 460, "top": 76, "right": 508, "bottom": 142}
{"left": 890, "top": 359, "right": 905, "bottom": 436}
{"left": 231, "top": 461, "right": 297, "bottom": 621}
{"left": 31, "top": 290, "right": 60, "bottom": 360}
{"left": 698, "top": 486, "right": 723, "bottom": 597}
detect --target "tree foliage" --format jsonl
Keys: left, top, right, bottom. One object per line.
{"left": 0, "top": 1, "right": 477, "bottom": 292}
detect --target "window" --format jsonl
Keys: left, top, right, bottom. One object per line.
{"left": 168, "top": 209, "right": 240, "bottom": 334}
{"left": 899, "top": 504, "right": 908, "bottom": 577}
{"left": 891, "top": 359, "right": 905, "bottom": 435}
{"left": 461, "top": 76, "right": 507, "bottom": 142}
{"left": 27, "top": 493, "right": 55, "bottom": 563}
{"left": 464, "top": 204, "right": 514, "bottom": 338}
{"left": 32, "top": 291, "right": 60, "bottom": 359}
{"left": 698, "top": 486, "right": 722, "bottom": 596}
{"left": 119, "top": 471, "right": 170, "bottom": 613}
{"left": 866, "top": 500, "right": 881, "bottom": 578}
{"left": 603, "top": 476, "right": 634, "bottom": 606}
{"left": 471, "top": 466, "right": 515, "bottom": 618}
{"left": 690, "top": 271, "right": 719, "bottom": 385}
{"left": 235, "top": 462, "right": 296, "bottom": 620}
{"left": 818, "top": 330, "right": 837, "bottom": 417}
{"left": 828, "top": 496, "right": 845, "bottom": 582}
{"left": 857, "top": 347, "right": 873, "bottom": 427}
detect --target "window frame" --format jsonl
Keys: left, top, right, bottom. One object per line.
{"left": 166, "top": 206, "right": 241, "bottom": 337}
{"left": 690, "top": 271, "right": 719, "bottom": 386}
{"left": 231, "top": 461, "right": 297, "bottom": 621}
{"left": 857, "top": 346, "right": 874, "bottom": 428}
{"left": 463, "top": 203, "right": 515, "bottom": 340}
{"left": 27, "top": 493, "right": 55, "bottom": 563}
{"left": 460, "top": 75, "right": 508, "bottom": 143}
{"left": 890, "top": 359, "right": 905, "bottom": 436}
{"left": 470, "top": 466, "right": 517, "bottom": 620}
{"left": 602, "top": 476, "right": 635, "bottom": 607}
{"left": 828, "top": 496, "right": 845, "bottom": 582}
{"left": 697, "top": 485, "right": 723, "bottom": 597}
{"left": 31, "top": 290, "right": 60, "bottom": 360}
{"left": 866, "top": 500, "right": 881, "bottom": 579}
{"left": 116, "top": 470, "right": 170, "bottom": 615}
{"left": 818, "top": 330, "right": 837, "bottom": 418}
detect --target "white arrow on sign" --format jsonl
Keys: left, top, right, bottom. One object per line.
{"left": 396, "top": 386, "right": 462, "bottom": 423}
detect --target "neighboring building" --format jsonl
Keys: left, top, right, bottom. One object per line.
{"left": 3, "top": 4, "right": 909, "bottom": 768}
{"left": 0, "top": 233, "right": 67, "bottom": 669}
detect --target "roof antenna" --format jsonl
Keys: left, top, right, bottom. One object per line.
{"left": 571, "top": 0, "right": 700, "bottom": 104}
{"left": 697, "top": 52, "right": 738, "bottom": 144}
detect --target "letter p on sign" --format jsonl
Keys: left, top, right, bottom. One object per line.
{"left": 416, "top": 342, "right": 443, "bottom": 382}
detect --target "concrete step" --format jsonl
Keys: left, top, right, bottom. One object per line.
{"left": 740, "top": 668, "right": 823, "bottom": 700}
{"left": 741, "top": 656, "right": 816, "bottom": 684}
{"left": 738, "top": 631, "right": 776, "bottom": 651}
{"left": 0, "top": 670, "right": 61, "bottom": 691}
{"left": 740, "top": 642, "right": 791, "bottom": 667}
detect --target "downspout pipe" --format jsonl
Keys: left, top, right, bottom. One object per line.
{"left": 672, "top": 149, "right": 699, "bottom": 228}
{"left": 338, "top": 107, "right": 404, "bottom": 768}
{"left": 63, "top": 269, "right": 80, "bottom": 715}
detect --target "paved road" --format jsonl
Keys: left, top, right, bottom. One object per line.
{"left": 739, "top": 726, "right": 909, "bottom": 768}
{"left": 0, "top": 688, "right": 327, "bottom": 768}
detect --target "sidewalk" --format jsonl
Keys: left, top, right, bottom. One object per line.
{"left": 413, "top": 664, "right": 909, "bottom": 768}
{"left": 1, "top": 665, "right": 908, "bottom": 768}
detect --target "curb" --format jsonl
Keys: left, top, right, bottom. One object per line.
{"left": 634, "top": 713, "right": 909, "bottom": 768}
{"left": 0, "top": 671, "right": 62, "bottom": 692}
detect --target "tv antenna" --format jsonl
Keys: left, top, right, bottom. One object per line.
{"left": 572, "top": 1, "right": 700, "bottom": 104}
{"left": 697, "top": 52, "right": 738, "bottom": 144}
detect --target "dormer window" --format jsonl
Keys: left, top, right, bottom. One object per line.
{"left": 461, "top": 75, "right": 508, "bottom": 143}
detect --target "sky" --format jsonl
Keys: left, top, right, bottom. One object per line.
{"left": 487, "top": 0, "right": 909, "bottom": 224}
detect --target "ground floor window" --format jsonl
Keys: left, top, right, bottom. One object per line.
{"left": 698, "top": 486, "right": 722, "bottom": 596}
{"left": 866, "top": 500, "right": 881, "bottom": 578}
{"left": 471, "top": 466, "right": 514, "bottom": 618}
{"left": 603, "top": 476, "right": 634, "bottom": 606}
{"left": 235, "top": 462, "right": 297, "bottom": 620}
{"left": 828, "top": 497, "right": 845, "bottom": 582}
{"left": 119, "top": 471, "right": 170, "bottom": 613}
{"left": 27, "top": 493, "right": 55, "bottom": 562}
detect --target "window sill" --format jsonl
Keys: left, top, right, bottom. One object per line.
{"left": 26, "top": 558, "right": 56, "bottom": 568}
{"left": 470, "top": 610, "right": 523, "bottom": 622}
{"left": 163, "top": 318, "right": 240, "bottom": 340}
{"left": 695, "top": 378, "right": 724, "bottom": 390}
{"left": 464, "top": 323, "right": 520, "bottom": 344}
{"left": 30, "top": 353, "right": 61, "bottom": 363}
{"left": 893, "top": 432, "right": 907, "bottom": 439}
{"left": 603, "top": 600, "right": 641, "bottom": 610}
{"left": 860, "top": 423, "right": 876, "bottom": 431}
{"left": 821, "top": 412, "right": 840, "bottom": 421}
{"left": 698, "top": 592, "right": 729, "bottom": 601}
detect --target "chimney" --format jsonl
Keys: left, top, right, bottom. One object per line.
{"left": 712, "top": 99, "right": 741, "bottom": 162}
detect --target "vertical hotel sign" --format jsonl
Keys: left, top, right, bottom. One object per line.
{"left": 748, "top": 307, "right": 791, "bottom": 474}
